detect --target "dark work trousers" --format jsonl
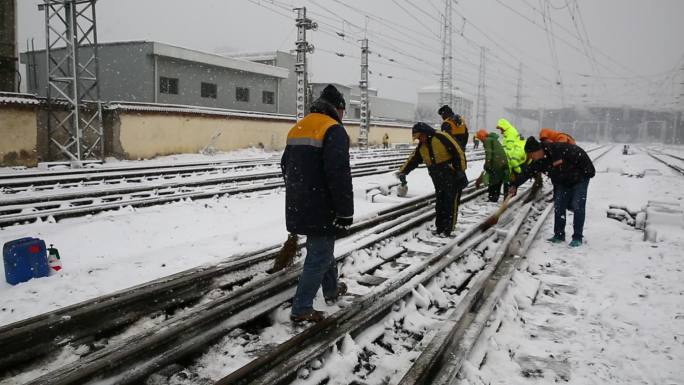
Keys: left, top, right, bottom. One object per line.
{"left": 488, "top": 179, "right": 509, "bottom": 202}
{"left": 291, "top": 234, "right": 338, "bottom": 316}
{"left": 553, "top": 178, "right": 590, "bottom": 241}
{"left": 430, "top": 166, "right": 465, "bottom": 235}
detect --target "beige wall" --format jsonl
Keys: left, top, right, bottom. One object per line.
{"left": 0, "top": 103, "right": 415, "bottom": 164}
{"left": 0, "top": 107, "right": 37, "bottom": 166}
{"left": 117, "top": 112, "right": 412, "bottom": 159}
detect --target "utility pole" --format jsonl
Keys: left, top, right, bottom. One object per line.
{"left": 294, "top": 7, "right": 316, "bottom": 121}
{"left": 439, "top": 0, "right": 453, "bottom": 107}
{"left": 0, "top": 0, "right": 17, "bottom": 92}
{"left": 358, "top": 38, "right": 369, "bottom": 149}
{"left": 41, "top": 0, "right": 104, "bottom": 163}
{"left": 475, "top": 47, "right": 487, "bottom": 129}
{"left": 514, "top": 62, "right": 523, "bottom": 128}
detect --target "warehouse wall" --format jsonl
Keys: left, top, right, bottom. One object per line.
{"left": 0, "top": 106, "right": 37, "bottom": 166}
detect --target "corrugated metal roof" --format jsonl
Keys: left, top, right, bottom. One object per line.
{"left": 106, "top": 101, "right": 297, "bottom": 121}
{"left": 152, "top": 43, "right": 289, "bottom": 79}
{"left": 0, "top": 92, "right": 41, "bottom": 106}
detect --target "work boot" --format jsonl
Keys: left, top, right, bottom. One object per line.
{"left": 325, "top": 282, "right": 348, "bottom": 305}
{"left": 290, "top": 310, "right": 326, "bottom": 323}
{"left": 569, "top": 239, "right": 582, "bottom": 247}
{"left": 547, "top": 235, "right": 565, "bottom": 243}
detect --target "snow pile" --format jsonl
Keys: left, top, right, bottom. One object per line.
{"left": 456, "top": 147, "right": 684, "bottom": 385}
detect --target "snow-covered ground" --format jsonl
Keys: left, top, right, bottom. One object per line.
{"left": 460, "top": 145, "right": 684, "bottom": 385}
{"left": 0, "top": 153, "right": 483, "bottom": 326}
{"left": 2, "top": 144, "right": 683, "bottom": 385}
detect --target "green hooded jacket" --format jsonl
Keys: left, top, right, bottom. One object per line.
{"left": 482, "top": 132, "right": 510, "bottom": 183}
{"left": 497, "top": 118, "right": 527, "bottom": 174}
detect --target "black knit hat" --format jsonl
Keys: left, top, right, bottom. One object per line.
{"left": 320, "top": 84, "right": 346, "bottom": 110}
{"left": 437, "top": 105, "right": 453, "bottom": 116}
{"left": 524, "top": 136, "right": 542, "bottom": 153}
{"left": 412, "top": 122, "right": 435, "bottom": 135}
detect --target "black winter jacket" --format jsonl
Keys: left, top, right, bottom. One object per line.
{"left": 281, "top": 99, "right": 354, "bottom": 235}
{"left": 513, "top": 142, "right": 595, "bottom": 188}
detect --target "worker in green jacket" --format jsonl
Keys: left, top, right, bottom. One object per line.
{"left": 475, "top": 129, "right": 510, "bottom": 202}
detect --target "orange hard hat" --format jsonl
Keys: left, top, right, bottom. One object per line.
{"left": 476, "top": 129, "right": 488, "bottom": 142}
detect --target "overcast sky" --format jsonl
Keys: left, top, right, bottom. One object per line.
{"left": 16, "top": 0, "right": 684, "bottom": 125}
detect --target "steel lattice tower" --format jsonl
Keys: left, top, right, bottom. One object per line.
{"left": 439, "top": 0, "right": 453, "bottom": 107}
{"left": 358, "top": 38, "right": 369, "bottom": 149}
{"left": 41, "top": 0, "right": 104, "bottom": 163}
{"left": 294, "top": 7, "right": 316, "bottom": 121}
{"left": 475, "top": 47, "right": 487, "bottom": 130}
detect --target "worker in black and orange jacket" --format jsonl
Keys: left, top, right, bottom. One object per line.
{"left": 397, "top": 122, "right": 468, "bottom": 237}
{"left": 438, "top": 105, "right": 468, "bottom": 151}
{"left": 281, "top": 84, "right": 353, "bottom": 323}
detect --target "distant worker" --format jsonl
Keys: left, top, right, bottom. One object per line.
{"left": 382, "top": 133, "right": 390, "bottom": 149}
{"left": 281, "top": 84, "right": 353, "bottom": 323}
{"left": 472, "top": 133, "right": 480, "bottom": 149}
{"left": 397, "top": 122, "right": 468, "bottom": 237}
{"left": 438, "top": 105, "right": 469, "bottom": 151}
{"left": 509, "top": 137, "right": 595, "bottom": 247}
{"left": 475, "top": 129, "right": 510, "bottom": 202}
{"left": 539, "top": 128, "right": 576, "bottom": 145}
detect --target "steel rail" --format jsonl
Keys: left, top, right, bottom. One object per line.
{"left": 17, "top": 188, "right": 488, "bottom": 385}
{"left": 0, "top": 187, "right": 459, "bottom": 372}
{"left": 217, "top": 189, "right": 539, "bottom": 385}
{"left": 0, "top": 154, "right": 484, "bottom": 226}
{"left": 397, "top": 145, "right": 614, "bottom": 385}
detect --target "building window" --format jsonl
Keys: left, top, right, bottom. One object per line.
{"left": 262, "top": 90, "right": 275, "bottom": 105}
{"left": 236, "top": 87, "right": 250, "bottom": 102}
{"left": 159, "top": 77, "right": 178, "bottom": 95}
{"left": 201, "top": 82, "right": 217, "bottom": 99}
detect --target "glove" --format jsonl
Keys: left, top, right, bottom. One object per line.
{"left": 396, "top": 172, "right": 407, "bottom": 185}
{"left": 508, "top": 186, "right": 518, "bottom": 197}
{"left": 332, "top": 216, "right": 353, "bottom": 231}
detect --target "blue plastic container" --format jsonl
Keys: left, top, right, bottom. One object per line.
{"left": 3, "top": 237, "right": 49, "bottom": 285}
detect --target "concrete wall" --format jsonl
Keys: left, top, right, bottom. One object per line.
{"left": 0, "top": 106, "right": 37, "bottom": 166}
{"left": 110, "top": 110, "right": 412, "bottom": 159}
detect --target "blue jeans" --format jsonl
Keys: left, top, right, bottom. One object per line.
{"left": 553, "top": 178, "right": 590, "bottom": 241}
{"left": 291, "top": 234, "right": 338, "bottom": 316}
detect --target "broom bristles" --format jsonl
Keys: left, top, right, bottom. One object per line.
{"left": 270, "top": 233, "right": 299, "bottom": 273}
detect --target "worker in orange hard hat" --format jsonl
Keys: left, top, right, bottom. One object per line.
{"left": 539, "top": 128, "right": 576, "bottom": 145}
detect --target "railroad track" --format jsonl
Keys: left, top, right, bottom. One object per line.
{"left": 0, "top": 182, "right": 488, "bottom": 384}
{"left": 0, "top": 148, "right": 414, "bottom": 190}
{"left": 647, "top": 149, "right": 684, "bottom": 176}
{"left": 0, "top": 151, "right": 485, "bottom": 227}
{"left": 0, "top": 146, "right": 610, "bottom": 384}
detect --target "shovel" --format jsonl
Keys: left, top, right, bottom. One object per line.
{"left": 269, "top": 233, "right": 299, "bottom": 273}
{"left": 478, "top": 195, "right": 513, "bottom": 232}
